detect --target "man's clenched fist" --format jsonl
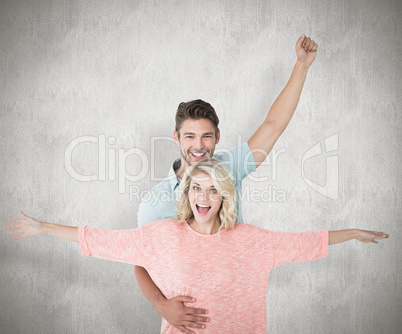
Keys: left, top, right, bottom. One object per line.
{"left": 296, "top": 34, "right": 318, "bottom": 66}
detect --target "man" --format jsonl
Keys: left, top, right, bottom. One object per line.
{"left": 136, "top": 34, "right": 318, "bottom": 334}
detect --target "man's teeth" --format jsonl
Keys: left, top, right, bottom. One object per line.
{"left": 192, "top": 152, "right": 205, "bottom": 157}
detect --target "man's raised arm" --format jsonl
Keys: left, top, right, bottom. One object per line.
{"left": 248, "top": 34, "right": 318, "bottom": 168}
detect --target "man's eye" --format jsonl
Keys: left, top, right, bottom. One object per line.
{"left": 186, "top": 136, "right": 194, "bottom": 139}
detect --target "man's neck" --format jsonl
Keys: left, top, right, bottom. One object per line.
{"left": 175, "top": 159, "right": 188, "bottom": 180}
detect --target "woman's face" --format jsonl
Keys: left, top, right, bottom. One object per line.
{"left": 188, "top": 172, "right": 223, "bottom": 224}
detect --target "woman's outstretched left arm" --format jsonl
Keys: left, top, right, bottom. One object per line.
{"left": 5, "top": 211, "right": 78, "bottom": 243}
{"left": 329, "top": 229, "right": 389, "bottom": 245}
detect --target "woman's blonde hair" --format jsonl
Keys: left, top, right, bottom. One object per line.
{"left": 176, "top": 158, "right": 237, "bottom": 230}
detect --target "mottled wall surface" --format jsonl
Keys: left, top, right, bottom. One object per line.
{"left": 1, "top": 0, "right": 401, "bottom": 333}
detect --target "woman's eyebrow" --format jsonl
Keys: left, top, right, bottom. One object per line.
{"left": 191, "top": 182, "right": 215, "bottom": 188}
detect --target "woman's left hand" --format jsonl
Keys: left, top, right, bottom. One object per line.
{"left": 356, "top": 229, "right": 389, "bottom": 244}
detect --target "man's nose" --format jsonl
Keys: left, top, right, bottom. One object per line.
{"left": 194, "top": 137, "right": 203, "bottom": 149}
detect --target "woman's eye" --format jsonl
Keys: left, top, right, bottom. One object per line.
{"left": 210, "top": 189, "right": 218, "bottom": 194}
{"left": 193, "top": 186, "right": 200, "bottom": 191}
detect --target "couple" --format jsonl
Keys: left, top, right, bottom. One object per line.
{"left": 5, "top": 35, "right": 389, "bottom": 334}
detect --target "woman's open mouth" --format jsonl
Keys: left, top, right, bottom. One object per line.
{"left": 196, "top": 204, "right": 211, "bottom": 216}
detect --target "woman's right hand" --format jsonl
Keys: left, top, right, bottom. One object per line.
{"left": 5, "top": 211, "right": 45, "bottom": 240}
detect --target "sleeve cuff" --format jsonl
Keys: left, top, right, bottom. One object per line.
{"left": 320, "top": 230, "right": 329, "bottom": 258}
{"left": 78, "top": 226, "right": 91, "bottom": 256}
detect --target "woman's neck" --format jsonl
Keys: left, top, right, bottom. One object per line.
{"left": 188, "top": 217, "right": 221, "bottom": 235}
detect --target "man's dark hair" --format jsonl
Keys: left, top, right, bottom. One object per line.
{"left": 175, "top": 99, "right": 219, "bottom": 138}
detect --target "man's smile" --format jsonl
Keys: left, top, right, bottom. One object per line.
{"left": 190, "top": 151, "right": 208, "bottom": 160}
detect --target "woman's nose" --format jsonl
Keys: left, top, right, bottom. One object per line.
{"left": 198, "top": 189, "right": 209, "bottom": 201}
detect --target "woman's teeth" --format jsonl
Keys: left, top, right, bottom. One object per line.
{"left": 196, "top": 204, "right": 211, "bottom": 215}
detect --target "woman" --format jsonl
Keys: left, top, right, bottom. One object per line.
{"left": 5, "top": 159, "right": 389, "bottom": 334}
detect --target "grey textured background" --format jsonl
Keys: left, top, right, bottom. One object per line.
{"left": 1, "top": 0, "right": 401, "bottom": 333}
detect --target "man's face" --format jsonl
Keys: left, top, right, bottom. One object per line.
{"left": 174, "top": 118, "right": 220, "bottom": 169}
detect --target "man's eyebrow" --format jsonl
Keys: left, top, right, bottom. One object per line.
{"left": 182, "top": 132, "right": 214, "bottom": 136}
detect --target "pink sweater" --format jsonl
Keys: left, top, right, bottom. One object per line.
{"left": 79, "top": 219, "right": 328, "bottom": 333}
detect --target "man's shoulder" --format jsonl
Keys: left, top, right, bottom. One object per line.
{"left": 137, "top": 167, "right": 179, "bottom": 227}
{"left": 147, "top": 176, "right": 174, "bottom": 193}
{"left": 139, "top": 176, "right": 176, "bottom": 204}
{"left": 213, "top": 142, "right": 255, "bottom": 173}
{"left": 214, "top": 142, "right": 252, "bottom": 158}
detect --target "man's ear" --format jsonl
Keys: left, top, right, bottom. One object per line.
{"left": 173, "top": 130, "right": 180, "bottom": 146}
{"left": 215, "top": 128, "right": 220, "bottom": 144}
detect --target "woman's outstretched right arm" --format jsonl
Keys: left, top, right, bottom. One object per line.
{"left": 5, "top": 211, "right": 140, "bottom": 265}
{"left": 5, "top": 211, "right": 78, "bottom": 243}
